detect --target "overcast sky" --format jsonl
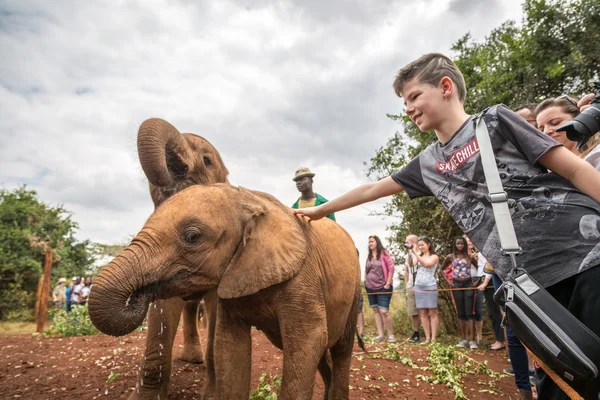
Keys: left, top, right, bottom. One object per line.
{"left": 0, "top": 0, "right": 524, "bottom": 255}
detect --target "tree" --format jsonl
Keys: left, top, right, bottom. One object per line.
{"left": 366, "top": 0, "right": 599, "bottom": 331}
{"left": 0, "top": 186, "right": 96, "bottom": 320}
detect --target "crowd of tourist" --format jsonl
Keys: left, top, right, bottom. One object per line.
{"left": 52, "top": 276, "right": 93, "bottom": 312}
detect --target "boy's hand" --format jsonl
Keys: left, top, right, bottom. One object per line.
{"left": 578, "top": 93, "right": 595, "bottom": 112}
{"left": 293, "top": 206, "right": 326, "bottom": 221}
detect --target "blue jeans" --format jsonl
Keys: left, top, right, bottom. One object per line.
{"left": 492, "top": 274, "right": 531, "bottom": 391}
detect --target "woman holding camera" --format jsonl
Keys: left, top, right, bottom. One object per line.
{"left": 536, "top": 96, "right": 600, "bottom": 169}
{"left": 411, "top": 236, "right": 439, "bottom": 344}
{"left": 365, "top": 235, "right": 396, "bottom": 343}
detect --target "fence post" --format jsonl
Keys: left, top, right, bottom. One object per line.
{"left": 33, "top": 276, "right": 43, "bottom": 322}
{"left": 36, "top": 248, "right": 53, "bottom": 333}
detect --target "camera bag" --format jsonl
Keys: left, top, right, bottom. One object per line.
{"left": 474, "top": 114, "right": 600, "bottom": 387}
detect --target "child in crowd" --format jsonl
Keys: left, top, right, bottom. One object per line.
{"left": 294, "top": 53, "right": 600, "bottom": 399}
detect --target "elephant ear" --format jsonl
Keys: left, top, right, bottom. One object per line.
{"left": 218, "top": 190, "right": 308, "bottom": 299}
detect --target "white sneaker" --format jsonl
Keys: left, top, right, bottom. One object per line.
{"left": 456, "top": 340, "right": 468, "bottom": 348}
{"left": 469, "top": 341, "right": 479, "bottom": 349}
{"left": 387, "top": 335, "right": 397, "bottom": 343}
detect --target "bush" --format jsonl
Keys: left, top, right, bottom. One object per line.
{"left": 249, "top": 373, "right": 281, "bottom": 400}
{"left": 43, "top": 304, "right": 99, "bottom": 337}
{"left": 5, "top": 308, "right": 34, "bottom": 322}
{"left": 0, "top": 285, "right": 35, "bottom": 321}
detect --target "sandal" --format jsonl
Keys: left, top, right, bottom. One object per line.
{"left": 488, "top": 344, "right": 506, "bottom": 351}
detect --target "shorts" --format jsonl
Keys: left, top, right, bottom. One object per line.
{"left": 406, "top": 289, "right": 418, "bottom": 316}
{"left": 366, "top": 286, "right": 392, "bottom": 310}
{"left": 414, "top": 284, "right": 438, "bottom": 309}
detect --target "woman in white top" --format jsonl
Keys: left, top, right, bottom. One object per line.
{"left": 410, "top": 236, "right": 439, "bottom": 344}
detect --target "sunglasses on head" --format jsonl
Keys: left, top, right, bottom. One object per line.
{"left": 557, "top": 95, "right": 578, "bottom": 107}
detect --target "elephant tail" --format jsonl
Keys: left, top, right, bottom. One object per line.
{"left": 356, "top": 331, "right": 368, "bottom": 354}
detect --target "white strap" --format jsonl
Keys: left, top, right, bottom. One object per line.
{"left": 475, "top": 116, "right": 521, "bottom": 253}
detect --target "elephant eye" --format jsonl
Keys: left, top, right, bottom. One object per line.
{"left": 203, "top": 154, "right": 213, "bottom": 166}
{"left": 182, "top": 227, "right": 202, "bottom": 244}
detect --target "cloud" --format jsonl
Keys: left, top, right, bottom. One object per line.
{"left": 1, "top": 0, "right": 523, "bottom": 253}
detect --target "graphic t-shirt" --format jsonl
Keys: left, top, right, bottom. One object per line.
{"left": 392, "top": 105, "right": 600, "bottom": 288}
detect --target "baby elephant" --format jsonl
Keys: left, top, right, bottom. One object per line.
{"left": 89, "top": 184, "right": 362, "bottom": 400}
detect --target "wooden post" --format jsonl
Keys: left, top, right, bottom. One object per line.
{"left": 36, "top": 248, "right": 53, "bottom": 333}
{"left": 33, "top": 275, "right": 43, "bottom": 322}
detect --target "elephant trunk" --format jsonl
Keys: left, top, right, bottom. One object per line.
{"left": 137, "top": 118, "right": 191, "bottom": 187}
{"left": 88, "top": 252, "right": 154, "bottom": 337}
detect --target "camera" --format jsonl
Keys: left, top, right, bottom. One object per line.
{"left": 404, "top": 243, "right": 413, "bottom": 250}
{"left": 557, "top": 81, "right": 600, "bottom": 149}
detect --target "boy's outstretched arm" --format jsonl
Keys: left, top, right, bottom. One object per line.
{"left": 539, "top": 146, "right": 600, "bottom": 202}
{"left": 293, "top": 176, "right": 404, "bottom": 220}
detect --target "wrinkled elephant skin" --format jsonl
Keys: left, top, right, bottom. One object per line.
{"left": 89, "top": 185, "right": 361, "bottom": 400}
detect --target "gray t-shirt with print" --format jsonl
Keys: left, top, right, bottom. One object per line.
{"left": 392, "top": 105, "right": 600, "bottom": 288}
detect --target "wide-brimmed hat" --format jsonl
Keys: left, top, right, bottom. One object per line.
{"left": 58, "top": 278, "right": 67, "bottom": 283}
{"left": 292, "top": 167, "right": 315, "bottom": 181}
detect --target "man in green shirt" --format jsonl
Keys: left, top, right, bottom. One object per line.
{"left": 291, "top": 167, "right": 336, "bottom": 221}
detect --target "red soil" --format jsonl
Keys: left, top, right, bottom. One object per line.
{"left": 0, "top": 328, "right": 520, "bottom": 399}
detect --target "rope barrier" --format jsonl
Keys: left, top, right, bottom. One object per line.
{"left": 360, "top": 285, "right": 495, "bottom": 296}
{"left": 525, "top": 350, "right": 583, "bottom": 400}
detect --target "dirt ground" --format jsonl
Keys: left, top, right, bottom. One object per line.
{"left": 0, "top": 326, "right": 521, "bottom": 400}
